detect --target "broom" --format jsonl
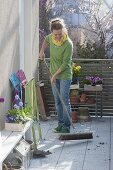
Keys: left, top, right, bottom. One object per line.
{"left": 43, "top": 59, "right": 93, "bottom": 141}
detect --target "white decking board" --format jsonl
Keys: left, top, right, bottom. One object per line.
{"left": 83, "top": 117, "right": 110, "bottom": 170}
{"left": 0, "top": 120, "right": 32, "bottom": 169}
{"left": 1, "top": 130, "right": 13, "bottom": 143}
{"left": 29, "top": 117, "right": 113, "bottom": 170}
{"left": 0, "top": 132, "right": 23, "bottom": 163}
{"left": 30, "top": 119, "right": 65, "bottom": 170}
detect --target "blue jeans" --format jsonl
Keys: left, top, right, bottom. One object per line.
{"left": 52, "top": 79, "right": 71, "bottom": 128}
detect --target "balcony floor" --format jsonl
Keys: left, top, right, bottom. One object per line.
{"left": 29, "top": 116, "right": 113, "bottom": 170}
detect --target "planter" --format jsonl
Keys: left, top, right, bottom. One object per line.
{"left": 5, "top": 122, "right": 25, "bottom": 132}
{"left": 84, "top": 84, "right": 102, "bottom": 91}
{"left": 70, "top": 84, "right": 79, "bottom": 89}
{"left": 77, "top": 107, "right": 90, "bottom": 121}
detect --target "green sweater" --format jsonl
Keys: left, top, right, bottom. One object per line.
{"left": 45, "top": 34, "right": 73, "bottom": 80}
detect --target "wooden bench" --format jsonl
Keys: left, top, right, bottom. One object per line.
{"left": 0, "top": 121, "right": 32, "bottom": 170}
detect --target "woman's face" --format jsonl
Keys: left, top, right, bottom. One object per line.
{"left": 52, "top": 29, "right": 63, "bottom": 41}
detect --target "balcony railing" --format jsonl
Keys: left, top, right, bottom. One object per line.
{"left": 39, "top": 58, "right": 113, "bottom": 116}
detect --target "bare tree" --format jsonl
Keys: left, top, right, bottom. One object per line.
{"left": 40, "top": 0, "right": 113, "bottom": 58}
{"left": 50, "top": 0, "right": 113, "bottom": 58}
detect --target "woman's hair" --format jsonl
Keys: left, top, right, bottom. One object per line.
{"left": 50, "top": 18, "right": 67, "bottom": 33}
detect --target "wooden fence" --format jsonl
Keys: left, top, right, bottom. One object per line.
{"left": 39, "top": 59, "right": 113, "bottom": 116}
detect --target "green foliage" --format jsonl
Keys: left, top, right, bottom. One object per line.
{"left": 39, "top": 0, "right": 49, "bottom": 46}
{"left": 70, "top": 89, "right": 78, "bottom": 97}
{"left": 6, "top": 107, "right": 31, "bottom": 124}
{"left": 76, "top": 42, "right": 105, "bottom": 59}
{"left": 83, "top": 79, "right": 91, "bottom": 85}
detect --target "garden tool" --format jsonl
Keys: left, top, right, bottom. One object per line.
{"left": 25, "top": 78, "right": 51, "bottom": 157}
{"left": 43, "top": 59, "right": 93, "bottom": 140}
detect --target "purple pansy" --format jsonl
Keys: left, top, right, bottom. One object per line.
{"left": 13, "top": 104, "right": 20, "bottom": 110}
{"left": 85, "top": 76, "right": 103, "bottom": 85}
{"left": 5, "top": 114, "right": 17, "bottom": 123}
{"left": 15, "top": 94, "right": 20, "bottom": 100}
{"left": 19, "top": 101, "right": 23, "bottom": 107}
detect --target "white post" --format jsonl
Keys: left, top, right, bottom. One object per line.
{"left": 24, "top": 0, "right": 33, "bottom": 81}
{"left": 19, "top": 0, "right": 25, "bottom": 70}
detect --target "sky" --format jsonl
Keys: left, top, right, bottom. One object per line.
{"left": 99, "top": 0, "right": 113, "bottom": 19}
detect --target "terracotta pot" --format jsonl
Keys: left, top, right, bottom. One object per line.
{"left": 72, "top": 111, "right": 77, "bottom": 123}
{"left": 70, "top": 96, "right": 79, "bottom": 104}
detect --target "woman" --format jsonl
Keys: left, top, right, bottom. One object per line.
{"left": 39, "top": 18, "right": 73, "bottom": 133}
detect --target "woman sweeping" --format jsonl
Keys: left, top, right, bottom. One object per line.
{"left": 39, "top": 18, "right": 73, "bottom": 133}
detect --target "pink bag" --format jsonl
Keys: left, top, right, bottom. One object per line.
{"left": 16, "top": 69, "right": 27, "bottom": 88}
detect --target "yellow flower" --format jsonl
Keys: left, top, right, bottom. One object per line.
{"left": 72, "top": 63, "right": 81, "bottom": 77}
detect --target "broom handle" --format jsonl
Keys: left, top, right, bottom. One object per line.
{"left": 43, "top": 59, "right": 75, "bottom": 130}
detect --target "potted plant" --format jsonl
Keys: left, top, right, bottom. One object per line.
{"left": 5, "top": 94, "right": 31, "bottom": 131}
{"left": 5, "top": 107, "right": 31, "bottom": 131}
{"left": 84, "top": 76, "right": 103, "bottom": 91}
{"left": 71, "top": 63, "right": 81, "bottom": 85}
{"left": 70, "top": 89, "right": 80, "bottom": 104}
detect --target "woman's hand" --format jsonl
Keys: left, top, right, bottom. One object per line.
{"left": 39, "top": 39, "right": 48, "bottom": 60}
{"left": 50, "top": 68, "right": 62, "bottom": 84}
{"left": 51, "top": 75, "right": 56, "bottom": 84}
{"left": 39, "top": 51, "right": 45, "bottom": 60}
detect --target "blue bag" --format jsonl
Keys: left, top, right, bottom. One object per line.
{"left": 9, "top": 73, "right": 23, "bottom": 100}
{"left": 9, "top": 73, "right": 21, "bottom": 91}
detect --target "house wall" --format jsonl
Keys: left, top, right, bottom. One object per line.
{"left": 32, "top": 0, "right": 39, "bottom": 81}
{"left": 0, "top": 0, "right": 39, "bottom": 130}
{"left": 0, "top": 0, "right": 20, "bottom": 130}
{"left": 24, "top": 0, "right": 39, "bottom": 82}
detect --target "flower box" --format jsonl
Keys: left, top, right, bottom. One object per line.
{"left": 5, "top": 122, "right": 25, "bottom": 131}
{"left": 70, "top": 83, "right": 79, "bottom": 89}
{"left": 84, "top": 84, "right": 102, "bottom": 91}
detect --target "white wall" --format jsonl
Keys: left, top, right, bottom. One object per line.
{"left": 22, "top": 0, "right": 39, "bottom": 82}
{"left": 0, "top": 0, "right": 20, "bottom": 130}
{"left": 24, "top": 0, "right": 33, "bottom": 81}
{"left": 0, "top": 0, "right": 39, "bottom": 130}
{"left": 32, "top": 0, "right": 39, "bottom": 81}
